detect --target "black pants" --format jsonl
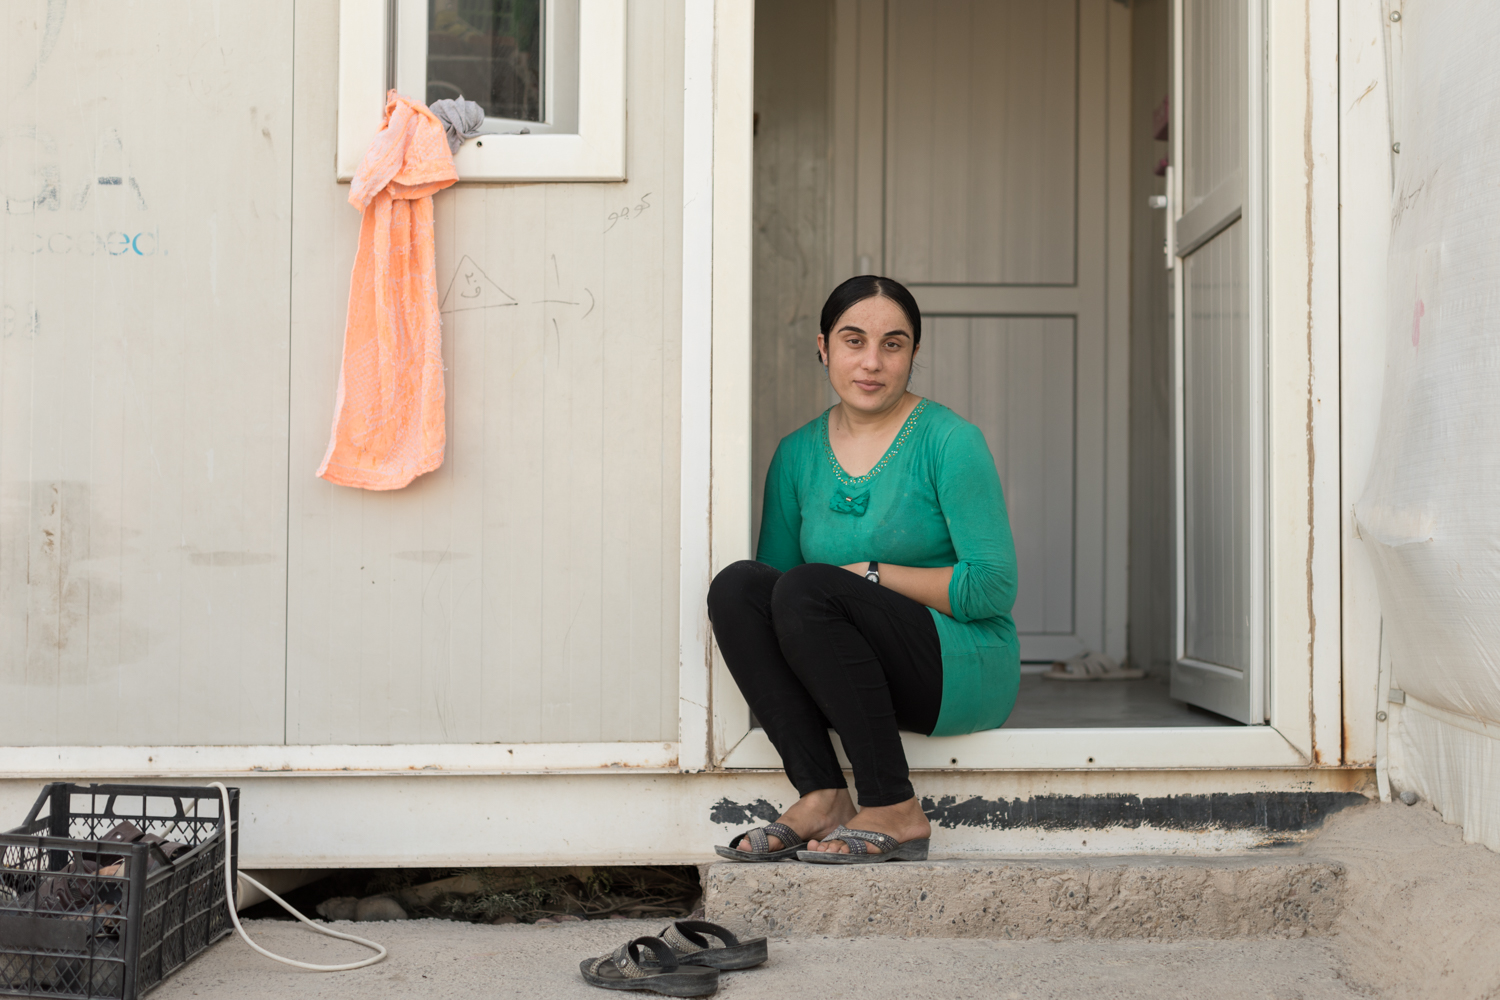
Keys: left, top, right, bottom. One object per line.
{"left": 706, "top": 560, "right": 943, "bottom": 807}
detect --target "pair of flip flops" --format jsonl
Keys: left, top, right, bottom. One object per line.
{"left": 580, "top": 920, "right": 767, "bottom": 996}
{"left": 714, "top": 822, "right": 929, "bottom": 865}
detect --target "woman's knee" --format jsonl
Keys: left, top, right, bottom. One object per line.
{"left": 707, "top": 559, "right": 778, "bottom": 620}
{"left": 770, "top": 562, "right": 850, "bottom": 618}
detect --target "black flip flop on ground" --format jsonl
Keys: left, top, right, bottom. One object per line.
{"left": 712, "top": 821, "right": 807, "bottom": 863}
{"left": 579, "top": 936, "right": 720, "bottom": 996}
{"left": 796, "top": 826, "right": 930, "bottom": 865}
{"left": 658, "top": 919, "right": 768, "bottom": 970}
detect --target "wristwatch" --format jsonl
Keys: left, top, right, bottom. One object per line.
{"left": 864, "top": 561, "right": 880, "bottom": 585}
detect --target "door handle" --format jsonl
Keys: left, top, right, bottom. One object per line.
{"left": 1152, "top": 165, "right": 1176, "bottom": 270}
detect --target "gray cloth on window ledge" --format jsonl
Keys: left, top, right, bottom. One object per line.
{"left": 429, "top": 98, "right": 486, "bottom": 154}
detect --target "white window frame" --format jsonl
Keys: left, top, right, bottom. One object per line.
{"left": 412, "top": 0, "right": 578, "bottom": 137}
{"left": 336, "top": 0, "right": 626, "bottom": 183}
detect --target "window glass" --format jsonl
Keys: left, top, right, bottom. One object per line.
{"left": 426, "top": 0, "right": 543, "bottom": 122}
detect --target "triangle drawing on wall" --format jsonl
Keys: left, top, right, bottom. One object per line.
{"left": 440, "top": 256, "right": 519, "bottom": 312}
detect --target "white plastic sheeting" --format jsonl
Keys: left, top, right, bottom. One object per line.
{"left": 1356, "top": 0, "right": 1500, "bottom": 850}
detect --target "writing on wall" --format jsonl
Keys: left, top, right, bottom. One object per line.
{"left": 1, "top": 125, "right": 160, "bottom": 261}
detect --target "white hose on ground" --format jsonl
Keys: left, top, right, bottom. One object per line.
{"left": 210, "top": 782, "right": 388, "bottom": 972}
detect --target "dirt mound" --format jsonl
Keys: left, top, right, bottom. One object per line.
{"left": 1309, "top": 800, "right": 1500, "bottom": 998}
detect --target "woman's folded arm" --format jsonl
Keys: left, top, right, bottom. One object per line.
{"left": 840, "top": 563, "right": 954, "bottom": 616}
{"left": 756, "top": 442, "right": 806, "bottom": 571}
{"left": 938, "top": 424, "right": 1018, "bottom": 623}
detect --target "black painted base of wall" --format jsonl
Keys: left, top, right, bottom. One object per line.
{"left": 920, "top": 792, "right": 1370, "bottom": 832}
{"left": 711, "top": 792, "right": 1370, "bottom": 833}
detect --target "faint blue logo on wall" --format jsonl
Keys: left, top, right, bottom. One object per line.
{"left": 2, "top": 124, "right": 161, "bottom": 257}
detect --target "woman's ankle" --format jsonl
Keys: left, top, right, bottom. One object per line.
{"left": 851, "top": 797, "right": 931, "bottom": 833}
{"left": 782, "top": 788, "right": 856, "bottom": 832}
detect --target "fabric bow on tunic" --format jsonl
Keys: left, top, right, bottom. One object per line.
{"left": 318, "top": 92, "right": 458, "bottom": 490}
{"left": 829, "top": 491, "right": 870, "bottom": 516}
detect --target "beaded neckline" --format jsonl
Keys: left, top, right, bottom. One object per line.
{"left": 821, "top": 397, "right": 929, "bottom": 489}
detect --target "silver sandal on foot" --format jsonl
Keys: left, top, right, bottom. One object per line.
{"left": 713, "top": 821, "right": 806, "bottom": 863}
{"left": 796, "top": 826, "right": 929, "bottom": 864}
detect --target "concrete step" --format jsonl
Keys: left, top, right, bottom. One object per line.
{"left": 705, "top": 853, "right": 1344, "bottom": 940}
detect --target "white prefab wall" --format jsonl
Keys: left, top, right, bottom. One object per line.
{"left": 0, "top": 0, "right": 1369, "bottom": 801}
{"left": 0, "top": 0, "right": 686, "bottom": 747}
{"left": 1360, "top": 0, "right": 1500, "bottom": 851}
{"left": 0, "top": 2, "right": 295, "bottom": 745}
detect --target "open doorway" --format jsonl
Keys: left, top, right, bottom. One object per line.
{"left": 749, "top": 0, "right": 1250, "bottom": 731}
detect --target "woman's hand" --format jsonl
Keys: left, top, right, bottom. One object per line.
{"left": 841, "top": 562, "right": 954, "bottom": 618}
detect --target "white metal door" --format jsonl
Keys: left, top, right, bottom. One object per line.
{"left": 1169, "top": 0, "right": 1266, "bottom": 723}
{"left": 835, "top": 0, "right": 1128, "bottom": 664}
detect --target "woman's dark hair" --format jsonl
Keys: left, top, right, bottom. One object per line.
{"left": 818, "top": 275, "right": 922, "bottom": 357}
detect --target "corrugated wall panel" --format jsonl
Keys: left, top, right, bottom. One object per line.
{"left": 284, "top": 0, "right": 685, "bottom": 745}
{"left": 0, "top": 0, "right": 686, "bottom": 748}
{"left": 0, "top": 1, "right": 293, "bottom": 745}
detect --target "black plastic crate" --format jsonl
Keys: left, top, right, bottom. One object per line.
{"left": 0, "top": 784, "right": 238, "bottom": 999}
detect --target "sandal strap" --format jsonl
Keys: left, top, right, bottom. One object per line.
{"left": 826, "top": 826, "right": 899, "bottom": 856}
{"left": 764, "top": 822, "right": 802, "bottom": 848}
{"left": 733, "top": 821, "right": 801, "bottom": 855}
{"left": 662, "top": 919, "right": 739, "bottom": 956}
{"left": 589, "top": 936, "right": 675, "bottom": 978}
{"left": 726, "top": 828, "right": 759, "bottom": 852}
{"left": 662, "top": 923, "right": 704, "bottom": 955}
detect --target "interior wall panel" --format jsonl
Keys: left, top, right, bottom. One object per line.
{"left": 885, "top": 0, "right": 1078, "bottom": 285}
{"left": 750, "top": 0, "right": 836, "bottom": 546}
{"left": 803, "top": 0, "right": 1124, "bottom": 663}
{"left": 910, "top": 317, "right": 1076, "bottom": 637}
{"left": 1128, "top": 0, "right": 1175, "bottom": 677}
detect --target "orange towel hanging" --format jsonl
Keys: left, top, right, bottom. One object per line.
{"left": 318, "top": 92, "right": 458, "bottom": 490}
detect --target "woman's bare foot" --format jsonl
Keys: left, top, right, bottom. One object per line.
{"left": 803, "top": 796, "right": 930, "bottom": 855}
{"left": 737, "top": 788, "right": 857, "bottom": 853}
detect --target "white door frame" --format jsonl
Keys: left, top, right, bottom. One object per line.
{"left": 1264, "top": 0, "right": 1342, "bottom": 763}
{"left": 700, "top": 0, "right": 1344, "bottom": 771}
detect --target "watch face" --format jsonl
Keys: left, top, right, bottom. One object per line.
{"left": 865, "top": 572, "right": 879, "bottom": 583}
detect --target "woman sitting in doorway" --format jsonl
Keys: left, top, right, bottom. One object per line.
{"left": 708, "top": 275, "right": 1020, "bottom": 864}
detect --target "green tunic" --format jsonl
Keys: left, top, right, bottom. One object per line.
{"left": 756, "top": 398, "right": 1020, "bottom": 736}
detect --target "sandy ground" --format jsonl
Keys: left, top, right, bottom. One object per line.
{"left": 155, "top": 919, "right": 1367, "bottom": 1000}
{"left": 1304, "top": 800, "right": 1500, "bottom": 999}
{"left": 151, "top": 800, "right": 1500, "bottom": 1000}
